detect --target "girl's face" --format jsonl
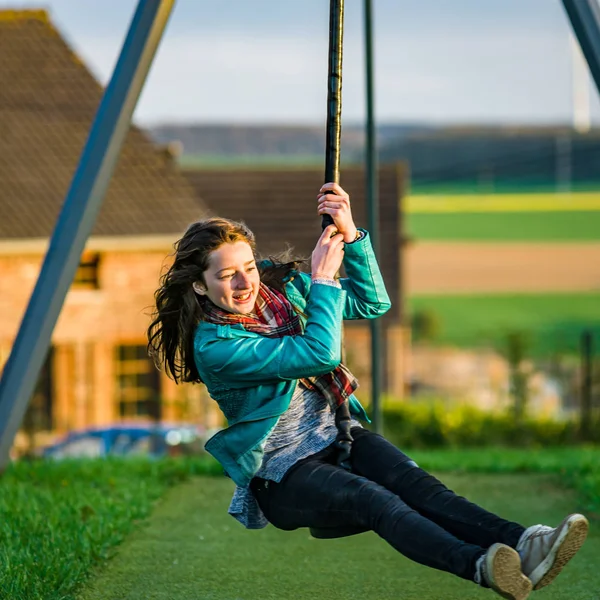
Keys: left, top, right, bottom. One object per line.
{"left": 196, "top": 241, "right": 260, "bottom": 314}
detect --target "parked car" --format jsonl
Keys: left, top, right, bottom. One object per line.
{"left": 41, "top": 422, "right": 207, "bottom": 459}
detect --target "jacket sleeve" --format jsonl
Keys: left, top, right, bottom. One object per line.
{"left": 295, "top": 229, "right": 391, "bottom": 320}
{"left": 339, "top": 229, "right": 391, "bottom": 319}
{"left": 195, "top": 284, "right": 345, "bottom": 387}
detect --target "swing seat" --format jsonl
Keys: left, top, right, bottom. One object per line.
{"left": 309, "top": 525, "right": 368, "bottom": 539}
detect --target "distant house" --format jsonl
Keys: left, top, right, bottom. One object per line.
{"left": 0, "top": 10, "right": 219, "bottom": 449}
{"left": 183, "top": 164, "right": 410, "bottom": 397}
{"left": 0, "top": 10, "right": 410, "bottom": 456}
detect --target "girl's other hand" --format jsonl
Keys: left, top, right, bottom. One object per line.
{"left": 311, "top": 225, "right": 345, "bottom": 280}
{"left": 317, "top": 182, "right": 358, "bottom": 243}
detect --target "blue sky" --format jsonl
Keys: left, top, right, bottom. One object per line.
{"left": 3, "top": 0, "right": 600, "bottom": 126}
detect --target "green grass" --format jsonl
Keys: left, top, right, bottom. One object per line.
{"left": 3, "top": 450, "right": 599, "bottom": 599}
{"left": 407, "top": 210, "right": 600, "bottom": 241}
{"left": 409, "top": 446, "right": 600, "bottom": 473}
{"left": 77, "top": 467, "right": 599, "bottom": 600}
{"left": 409, "top": 292, "right": 600, "bottom": 357}
{"left": 0, "top": 457, "right": 221, "bottom": 600}
{"left": 408, "top": 446, "right": 600, "bottom": 515}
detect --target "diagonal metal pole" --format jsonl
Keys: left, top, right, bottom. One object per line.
{"left": 562, "top": 0, "right": 600, "bottom": 96}
{"left": 0, "top": 0, "right": 176, "bottom": 472}
{"left": 364, "top": 0, "right": 382, "bottom": 434}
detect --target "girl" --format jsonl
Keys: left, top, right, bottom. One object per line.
{"left": 148, "top": 182, "right": 588, "bottom": 600}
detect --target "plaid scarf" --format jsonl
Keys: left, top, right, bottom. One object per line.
{"left": 202, "top": 283, "right": 358, "bottom": 409}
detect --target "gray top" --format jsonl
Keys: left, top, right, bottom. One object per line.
{"left": 228, "top": 381, "right": 361, "bottom": 529}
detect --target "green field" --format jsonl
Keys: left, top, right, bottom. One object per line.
{"left": 408, "top": 292, "right": 600, "bottom": 357}
{"left": 407, "top": 210, "right": 600, "bottom": 242}
{"left": 3, "top": 451, "right": 598, "bottom": 600}
{"left": 405, "top": 190, "right": 600, "bottom": 241}
{"left": 78, "top": 471, "right": 598, "bottom": 600}
{"left": 409, "top": 181, "right": 600, "bottom": 196}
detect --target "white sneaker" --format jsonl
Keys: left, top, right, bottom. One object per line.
{"left": 516, "top": 513, "right": 589, "bottom": 590}
{"left": 475, "top": 543, "right": 532, "bottom": 600}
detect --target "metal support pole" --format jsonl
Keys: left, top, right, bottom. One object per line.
{"left": 555, "top": 133, "right": 572, "bottom": 194}
{"left": 580, "top": 329, "right": 593, "bottom": 440}
{"left": 562, "top": 0, "right": 600, "bottom": 96}
{"left": 0, "top": 0, "right": 176, "bottom": 471}
{"left": 364, "top": 0, "right": 382, "bottom": 434}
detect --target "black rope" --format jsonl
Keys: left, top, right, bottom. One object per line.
{"left": 323, "top": 0, "right": 353, "bottom": 471}
{"left": 322, "top": 0, "right": 344, "bottom": 231}
{"left": 334, "top": 401, "right": 353, "bottom": 471}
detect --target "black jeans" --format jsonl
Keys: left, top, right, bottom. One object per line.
{"left": 250, "top": 427, "right": 525, "bottom": 582}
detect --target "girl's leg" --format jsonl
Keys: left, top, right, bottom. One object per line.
{"left": 349, "top": 427, "right": 526, "bottom": 549}
{"left": 251, "top": 449, "right": 486, "bottom": 583}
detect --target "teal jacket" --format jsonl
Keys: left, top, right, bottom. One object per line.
{"left": 194, "top": 230, "right": 391, "bottom": 486}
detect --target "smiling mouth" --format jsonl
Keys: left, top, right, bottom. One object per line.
{"left": 233, "top": 293, "right": 252, "bottom": 302}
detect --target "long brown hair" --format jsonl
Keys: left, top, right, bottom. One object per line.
{"left": 147, "top": 217, "right": 305, "bottom": 384}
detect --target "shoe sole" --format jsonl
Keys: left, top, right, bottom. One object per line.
{"left": 531, "top": 513, "right": 589, "bottom": 590}
{"left": 487, "top": 544, "right": 532, "bottom": 600}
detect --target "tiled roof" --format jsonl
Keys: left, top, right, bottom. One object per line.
{"left": 183, "top": 164, "right": 407, "bottom": 321}
{"left": 0, "top": 10, "right": 205, "bottom": 240}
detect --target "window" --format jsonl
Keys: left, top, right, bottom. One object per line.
{"left": 23, "top": 348, "right": 54, "bottom": 433}
{"left": 115, "top": 345, "right": 161, "bottom": 420}
{"left": 73, "top": 253, "right": 100, "bottom": 289}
